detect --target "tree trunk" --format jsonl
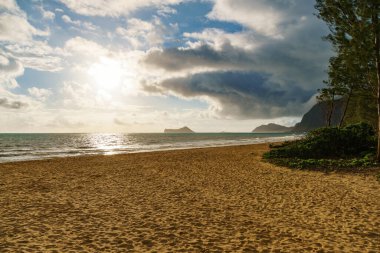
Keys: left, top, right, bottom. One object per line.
{"left": 373, "top": 8, "right": 380, "bottom": 162}
{"left": 327, "top": 92, "right": 335, "bottom": 127}
{"left": 339, "top": 89, "right": 352, "bottom": 128}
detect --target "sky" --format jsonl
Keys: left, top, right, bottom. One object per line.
{"left": 0, "top": 0, "right": 332, "bottom": 133}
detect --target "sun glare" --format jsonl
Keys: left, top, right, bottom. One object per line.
{"left": 88, "top": 57, "right": 123, "bottom": 89}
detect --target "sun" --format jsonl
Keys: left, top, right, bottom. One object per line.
{"left": 88, "top": 57, "right": 123, "bottom": 89}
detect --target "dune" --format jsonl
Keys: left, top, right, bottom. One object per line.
{"left": 0, "top": 144, "right": 379, "bottom": 252}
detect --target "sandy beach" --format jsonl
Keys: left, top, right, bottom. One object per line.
{"left": 0, "top": 143, "right": 379, "bottom": 252}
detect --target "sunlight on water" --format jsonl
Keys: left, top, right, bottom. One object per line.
{"left": 0, "top": 133, "right": 303, "bottom": 163}
{"left": 87, "top": 133, "right": 130, "bottom": 155}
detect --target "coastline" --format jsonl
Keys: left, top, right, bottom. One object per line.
{"left": 0, "top": 133, "right": 303, "bottom": 164}
{"left": 1, "top": 143, "right": 379, "bottom": 252}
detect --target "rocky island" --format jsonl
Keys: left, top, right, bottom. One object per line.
{"left": 252, "top": 123, "right": 293, "bottom": 133}
{"left": 164, "top": 126, "right": 194, "bottom": 133}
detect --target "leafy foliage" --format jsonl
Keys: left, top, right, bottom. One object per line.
{"left": 314, "top": 0, "right": 380, "bottom": 160}
{"left": 264, "top": 123, "right": 377, "bottom": 169}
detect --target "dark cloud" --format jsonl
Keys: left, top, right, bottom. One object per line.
{"left": 143, "top": 30, "right": 331, "bottom": 90}
{"left": 143, "top": 71, "right": 314, "bottom": 118}
{"left": 142, "top": 39, "right": 326, "bottom": 118}
{"left": 0, "top": 97, "right": 28, "bottom": 109}
{"left": 144, "top": 44, "right": 253, "bottom": 72}
{"left": 142, "top": 0, "right": 332, "bottom": 119}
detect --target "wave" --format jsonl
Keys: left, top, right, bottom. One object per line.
{"left": 0, "top": 133, "right": 303, "bottom": 163}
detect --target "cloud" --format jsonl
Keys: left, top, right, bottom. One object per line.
{"left": 38, "top": 6, "right": 55, "bottom": 20}
{"left": 61, "top": 81, "right": 121, "bottom": 109}
{"left": 143, "top": 43, "right": 254, "bottom": 73}
{"left": 0, "top": 13, "right": 49, "bottom": 42}
{"left": 42, "top": 10, "right": 55, "bottom": 20}
{"left": 0, "top": 88, "right": 42, "bottom": 110}
{"left": 116, "top": 17, "right": 177, "bottom": 49}
{"left": 0, "top": 53, "right": 23, "bottom": 88}
{"left": 143, "top": 71, "right": 314, "bottom": 118}
{"left": 141, "top": 0, "right": 331, "bottom": 119}
{"left": 59, "top": 0, "right": 184, "bottom": 17}
{"left": 208, "top": 0, "right": 312, "bottom": 39}
{"left": 61, "top": 81, "right": 95, "bottom": 109}
{"left": 157, "top": 6, "right": 177, "bottom": 17}
{"left": 64, "top": 36, "right": 108, "bottom": 57}
{"left": 3, "top": 41, "right": 63, "bottom": 72}
{"left": 0, "top": 97, "right": 28, "bottom": 109}
{"left": 144, "top": 35, "right": 329, "bottom": 90}
{"left": 61, "top": 14, "right": 99, "bottom": 31}
{"left": 0, "top": 0, "right": 62, "bottom": 80}
{"left": 28, "top": 87, "right": 52, "bottom": 101}
{"left": 47, "top": 116, "right": 85, "bottom": 129}
{"left": 184, "top": 28, "right": 259, "bottom": 50}
{"left": 0, "top": 1, "right": 49, "bottom": 42}
{"left": 0, "top": 0, "right": 20, "bottom": 13}
{"left": 61, "top": 14, "right": 76, "bottom": 24}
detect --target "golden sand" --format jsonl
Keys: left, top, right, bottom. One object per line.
{"left": 0, "top": 144, "right": 379, "bottom": 252}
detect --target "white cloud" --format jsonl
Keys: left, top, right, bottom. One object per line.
{"left": 0, "top": 0, "right": 62, "bottom": 84}
{"left": 61, "top": 14, "right": 98, "bottom": 31}
{"left": 0, "top": 0, "right": 50, "bottom": 42}
{"left": 62, "top": 14, "right": 77, "bottom": 24}
{"left": 43, "top": 10, "right": 55, "bottom": 20}
{"left": 64, "top": 36, "right": 109, "bottom": 57}
{"left": 59, "top": 0, "right": 184, "bottom": 17}
{"left": 61, "top": 81, "right": 119, "bottom": 109}
{"left": 0, "top": 87, "right": 41, "bottom": 110}
{"left": 208, "top": 0, "right": 312, "bottom": 39}
{"left": 0, "top": 53, "right": 23, "bottom": 88}
{"left": 28, "top": 87, "right": 53, "bottom": 101}
{"left": 4, "top": 41, "right": 64, "bottom": 72}
{"left": 39, "top": 7, "right": 55, "bottom": 20}
{"left": 47, "top": 116, "right": 85, "bottom": 129}
{"left": 0, "top": 14, "right": 49, "bottom": 42}
{"left": 157, "top": 6, "right": 177, "bottom": 17}
{"left": 184, "top": 28, "right": 259, "bottom": 51}
{"left": 0, "top": 0, "right": 20, "bottom": 14}
{"left": 116, "top": 17, "right": 175, "bottom": 49}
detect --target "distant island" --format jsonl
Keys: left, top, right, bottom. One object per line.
{"left": 164, "top": 126, "right": 194, "bottom": 133}
{"left": 253, "top": 100, "right": 344, "bottom": 133}
{"left": 252, "top": 123, "right": 293, "bottom": 133}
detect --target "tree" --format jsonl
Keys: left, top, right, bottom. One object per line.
{"left": 317, "top": 80, "right": 337, "bottom": 127}
{"left": 315, "top": 0, "right": 380, "bottom": 161}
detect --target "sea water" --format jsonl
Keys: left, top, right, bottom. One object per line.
{"left": 0, "top": 133, "right": 302, "bottom": 163}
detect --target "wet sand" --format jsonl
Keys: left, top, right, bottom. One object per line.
{"left": 0, "top": 144, "right": 379, "bottom": 252}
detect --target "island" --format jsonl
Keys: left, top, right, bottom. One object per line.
{"left": 164, "top": 126, "right": 194, "bottom": 133}
{"left": 252, "top": 123, "right": 293, "bottom": 133}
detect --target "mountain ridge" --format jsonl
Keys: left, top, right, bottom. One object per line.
{"left": 252, "top": 100, "right": 344, "bottom": 133}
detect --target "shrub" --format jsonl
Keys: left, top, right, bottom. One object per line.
{"left": 264, "top": 122, "right": 376, "bottom": 160}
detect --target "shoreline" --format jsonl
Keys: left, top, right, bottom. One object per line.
{"left": 2, "top": 142, "right": 378, "bottom": 176}
{"left": 1, "top": 143, "right": 379, "bottom": 252}
{"left": 0, "top": 137, "right": 301, "bottom": 164}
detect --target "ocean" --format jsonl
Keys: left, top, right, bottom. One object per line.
{"left": 0, "top": 133, "right": 302, "bottom": 163}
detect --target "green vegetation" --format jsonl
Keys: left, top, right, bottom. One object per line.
{"left": 264, "top": 123, "right": 377, "bottom": 170}
{"left": 314, "top": 0, "right": 380, "bottom": 160}
{"left": 264, "top": 1, "right": 380, "bottom": 173}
